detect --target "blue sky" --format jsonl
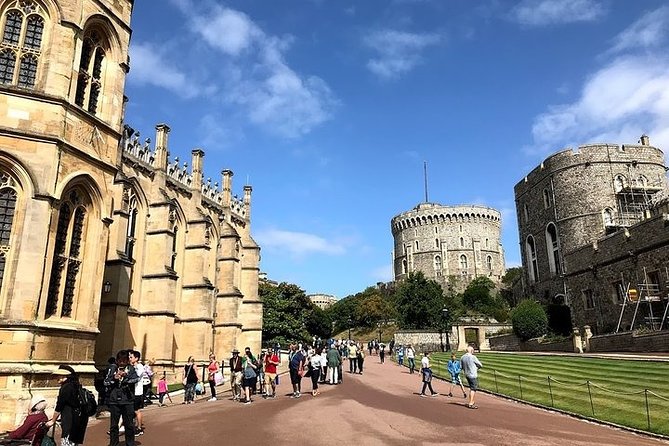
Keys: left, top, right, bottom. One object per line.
{"left": 125, "top": 0, "right": 669, "bottom": 298}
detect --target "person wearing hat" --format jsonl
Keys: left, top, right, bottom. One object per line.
{"left": 4, "top": 394, "right": 48, "bottom": 441}
{"left": 45, "top": 365, "right": 88, "bottom": 445}
{"left": 229, "top": 349, "right": 243, "bottom": 401}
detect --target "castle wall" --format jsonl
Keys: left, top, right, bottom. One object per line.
{"left": 391, "top": 203, "right": 505, "bottom": 291}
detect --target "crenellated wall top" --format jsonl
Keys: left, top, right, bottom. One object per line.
{"left": 515, "top": 142, "right": 666, "bottom": 194}
{"left": 390, "top": 202, "right": 501, "bottom": 234}
{"left": 120, "top": 123, "right": 249, "bottom": 220}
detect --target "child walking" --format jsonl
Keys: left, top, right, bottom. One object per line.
{"left": 447, "top": 353, "right": 467, "bottom": 398}
{"left": 157, "top": 373, "right": 173, "bottom": 406}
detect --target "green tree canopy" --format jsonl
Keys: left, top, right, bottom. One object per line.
{"left": 394, "top": 272, "right": 446, "bottom": 330}
{"left": 260, "top": 282, "right": 313, "bottom": 347}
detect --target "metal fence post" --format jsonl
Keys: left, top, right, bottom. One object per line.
{"left": 494, "top": 369, "right": 499, "bottom": 393}
{"left": 587, "top": 381, "right": 595, "bottom": 416}
{"left": 548, "top": 376, "right": 554, "bottom": 407}
{"left": 518, "top": 375, "right": 523, "bottom": 399}
{"left": 645, "top": 389, "right": 651, "bottom": 430}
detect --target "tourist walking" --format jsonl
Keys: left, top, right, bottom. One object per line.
{"left": 389, "top": 339, "right": 395, "bottom": 356}
{"left": 406, "top": 345, "right": 416, "bottom": 374}
{"left": 326, "top": 343, "right": 340, "bottom": 384}
{"left": 379, "top": 344, "right": 385, "bottom": 363}
{"left": 157, "top": 373, "right": 172, "bottom": 406}
{"left": 229, "top": 349, "right": 243, "bottom": 400}
{"left": 419, "top": 352, "right": 438, "bottom": 397}
{"left": 357, "top": 345, "right": 365, "bottom": 374}
{"left": 46, "top": 365, "right": 89, "bottom": 446}
{"left": 242, "top": 347, "right": 258, "bottom": 404}
{"left": 289, "top": 344, "right": 306, "bottom": 397}
{"left": 182, "top": 356, "right": 198, "bottom": 404}
{"left": 104, "top": 351, "right": 138, "bottom": 446}
{"left": 128, "top": 351, "right": 145, "bottom": 436}
{"left": 264, "top": 346, "right": 280, "bottom": 398}
{"left": 348, "top": 341, "right": 358, "bottom": 374}
{"left": 397, "top": 345, "right": 404, "bottom": 367}
{"left": 309, "top": 347, "right": 325, "bottom": 396}
{"left": 207, "top": 354, "right": 220, "bottom": 401}
{"left": 461, "top": 346, "right": 483, "bottom": 409}
{"left": 447, "top": 352, "right": 467, "bottom": 398}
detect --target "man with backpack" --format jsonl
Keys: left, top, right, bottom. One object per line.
{"left": 105, "top": 350, "right": 139, "bottom": 446}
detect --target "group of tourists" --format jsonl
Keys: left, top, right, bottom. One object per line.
{"left": 415, "top": 345, "right": 483, "bottom": 409}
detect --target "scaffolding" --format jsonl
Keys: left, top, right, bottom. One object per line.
{"left": 617, "top": 267, "right": 669, "bottom": 332}
{"left": 611, "top": 172, "right": 664, "bottom": 228}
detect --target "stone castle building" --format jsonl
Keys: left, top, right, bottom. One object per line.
{"left": 515, "top": 136, "right": 669, "bottom": 333}
{"left": 0, "top": 0, "right": 261, "bottom": 429}
{"left": 391, "top": 202, "right": 506, "bottom": 291}
{"left": 308, "top": 293, "right": 337, "bottom": 310}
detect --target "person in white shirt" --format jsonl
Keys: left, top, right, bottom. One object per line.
{"left": 419, "top": 352, "right": 438, "bottom": 397}
{"left": 460, "top": 345, "right": 483, "bottom": 409}
{"left": 406, "top": 345, "right": 416, "bottom": 374}
{"left": 309, "top": 348, "right": 325, "bottom": 396}
{"left": 129, "top": 350, "right": 146, "bottom": 435}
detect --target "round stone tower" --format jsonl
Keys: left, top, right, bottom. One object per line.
{"left": 391, "top": 202, "right": 505, "bottom": 291}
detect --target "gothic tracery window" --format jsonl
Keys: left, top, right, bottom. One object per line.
{"left": 460, "top": 254, "right": 468, "bottom": 270}
{"left": 434, "top": 255, "right": 442, "bottom": 271}
{"left": 46, "top": 190, "right": 88, "bottom": 318}
{"left": 124, "top": 192, "right": 138, "bottom": 260}
{"left": 0, "top": 0, "right": 45, "bottom": 88}
{"left": 0, "top": 172, "right": 18, "bottom": 291}
{"left": 170, "top": 225, "right": 178, "bottom": 270}
{"left": 526, "top": 235, "right": 538, "bottom": 283}
{"left": 75, "top": 28, "right": 106, "bottom": 114}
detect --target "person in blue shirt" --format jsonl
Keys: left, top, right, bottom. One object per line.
{"left": 397, "top": 345, "right": 404, "bottom": 367}
{"left": 447, "top": 352, "right": 467, "bottom": 398}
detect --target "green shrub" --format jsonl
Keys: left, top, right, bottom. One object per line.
{"left": 511, "top": 299, "right": 548, "bottom": 341}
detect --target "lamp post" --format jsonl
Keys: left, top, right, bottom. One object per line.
{"left": 442, "top": 307, "right": 450, "bottom": 352}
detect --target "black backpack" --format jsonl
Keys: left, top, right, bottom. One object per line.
{"left": 78, "top": 386, "right": 97, "bottom": 417}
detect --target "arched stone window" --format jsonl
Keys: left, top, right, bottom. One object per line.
{"left": 434, "top": 255, "right": 442, "bottom": 270}
{"left": 415, "top": 240, "right": 418, "bottom": 250}
{"left": 602, "top": 208, "right": 614, "bottom": 227}
{"left": 459, "top": 237, "right": 464, "bottom": 248}
{"left": 170, "top": 225, "right": 178, "bottom": 270}
{"left": 124, "top": 191, "right": 138, "bottom": 260}
{"left": 401, "top": 258, "right": 407, "bottom": 274}
{"left": 543, "top": 188, "right": 551, "bottom": 209}
{"left": 486, "top": 255, "right": 492, "bottom": 271}
{"left": 460, "top": 254, "right": 467, "bottom": 270}
{"left": 0, "top": 171, "right": 18, "bottom": 292}
{"left": 613, "top": 174, "right": 626, "bottom": 192}
{"left": 75, "top": 28, "right": 108, "bottom": 114}
{"left": 0, "top": 0, "right": 46, "bottom": 88}
{"left": 523, "top": 203, "right": 529, "bottom": 222}
{"left": 545, "top": 223, "right": 561, "bottom": 275}
{"left": 46, "top": 189, "right": 89, "bottom": 318}
{"left": 526, "top": 235, "right": 538, "bottom": 283}
{"left": 435, "top": 238, "right": 439, "bottom": 248}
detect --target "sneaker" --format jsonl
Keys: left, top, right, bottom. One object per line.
{"left": 431, "top": 393, "right": 439, "bottom": 397}
{"left": 119, "top": 427, "right": 125, "bottom": 434}
{"left": 467, "top": 404, "right": 478, "bottom": 409}
{"left": 448, "top": 393, "right": 453, "bottom": 397}
{"left": 295, "top": 392, "right": 301, "bottom": 398}
{"left": 244, "top": 400, "right": 252, "bottom": 405}
{"left": 208, "top": 397, "right": 217, "bottom": 401}
{"left": 136, "top": 429, "right": 144, "bottom": 436}
{"left": 419, "top": 393, "right": 427, "bottom": 398}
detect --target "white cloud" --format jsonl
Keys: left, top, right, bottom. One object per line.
{"left": 364, "top": 29, "right": 441, "bottom": 80}
{"left": 527, "top": 55, "right": 669, "bottom": 155}
{"left": 510, "top": 0, "right": 605, "bottom": 26}
{"left": 128, "top": 42, "right": 201, "bottom": 98}
{"left": 255, "top": 228, "right": 347, "bottom": 258}
{"left": 524, "top": 6, "right": 669, "bottom": 155}
{"left": 609, "top": 6, "right": 669, "bottom": 54}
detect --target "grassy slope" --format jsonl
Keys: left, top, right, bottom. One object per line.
{"left": 427, "top": 352, "right": 669, "bottom": 436}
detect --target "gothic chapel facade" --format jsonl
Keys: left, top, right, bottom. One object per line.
{"left": 0, "top": 0, "right": 262, "bottom": 429}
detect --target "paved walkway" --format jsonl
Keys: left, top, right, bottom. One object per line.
{"left": 84, "top": 358, "right": 668, "bottom": 446}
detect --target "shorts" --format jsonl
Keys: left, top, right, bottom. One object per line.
{"left": 243, "top": 376, "right": 257, "bottom": 388}
{"left": 451, "top": 374, "right": 461, "bottom": 385}
{"left": 265, "top": 372, "right": 277, "bottom": 386}
{"left": 466, "top": 376, "right": 479, "bottom": 391}
{"left": 133, "top": 395, "right": 144, "bottom": 411}
{"left": 289, "top": 368, "right": 301, "bottom": 385}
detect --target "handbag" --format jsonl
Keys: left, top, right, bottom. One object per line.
{"left": 214, "top": 371, "right": 224, "bottom": 385}
{"left": 183, "top": 364, "right": 193, "bottom": 386}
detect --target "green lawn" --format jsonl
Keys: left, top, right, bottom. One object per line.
{"left": 424, "top": 352, "right": 669, "bottom": 437}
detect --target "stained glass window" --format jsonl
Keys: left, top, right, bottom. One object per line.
{"left": 0, "top": 186, "right": 17, "bottom": 290}
{"left": 0, "top": 3, "right": 45, "bottom": 88}
{"left": 75, "top": 30, "right": 106, "bottom": 114}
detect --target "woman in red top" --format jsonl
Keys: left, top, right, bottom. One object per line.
{"left": 207, "top": 354, "right": 220, "bottom": 401}
{"left": 263, "top": 349, "right": 280, "bottom": 398}
{"left": 6, "top": 395, "right": 48, "bottom": 441}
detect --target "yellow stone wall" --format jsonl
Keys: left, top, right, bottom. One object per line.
{"left": 0, "top": 0, "right": 262, "bottom": 431}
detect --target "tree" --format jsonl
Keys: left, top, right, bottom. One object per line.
{"left": 500, "top": 267, "right": 523, "bottom": 307}
{"left": 511, "top": 299, "right": 548, "bottom": 341}
{"left": 305, "top": 306, "right": 333, "bottom": 340}
{"left": 394, "top": 272, "right": 446, "bottom": 329}
{"left": 462, "top": 276, "right": 496, "bottom": 312}
{"left": 260, "top": 282, "right": 313, "bottom": 347}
